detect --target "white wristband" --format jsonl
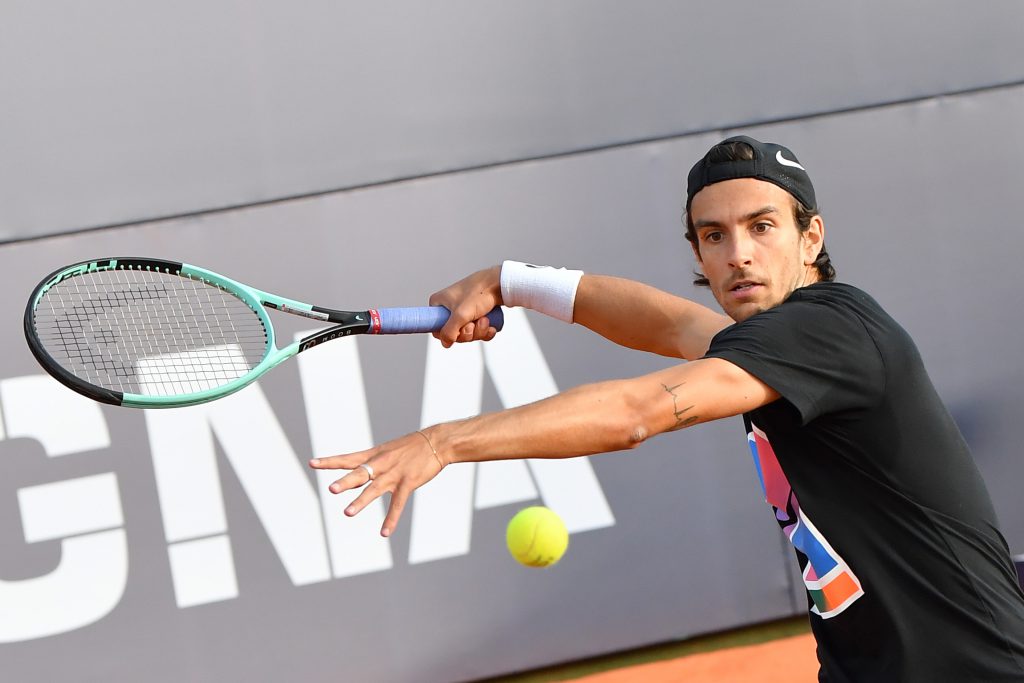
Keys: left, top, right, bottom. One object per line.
{"left": 500, "top": 260, "right": 584, "bottom": 323}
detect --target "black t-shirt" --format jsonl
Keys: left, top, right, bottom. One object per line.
{"left": 704, "top": 282, "right": 1024, "bottom": 682}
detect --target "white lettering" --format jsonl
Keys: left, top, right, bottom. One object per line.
{"left": 408, "top": 341, "right": 483, "bottom": 564}
{"left": 167, "top": 535, "right": 238, "bottom": 608}
{"left": 481, "top": 310, "right": 615, "bottom": 534}
{"left": 144, "top": 376, "right": 330, "bottom": 608}
{"left": 408, "top": 309, "right": 614, "bottom": 564}
{"left": 0, "top": 376, "right": 126, "bottom": 643}
{"left": 1, "top": 310, "right": 615, "bottom": 634}
{"left": 294, "top": 333, "right": 393, "bottom": 578}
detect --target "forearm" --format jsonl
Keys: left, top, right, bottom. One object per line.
{"left": 311, "top": 357, "right": 778, "bottom": 537}
{"left": 436, "top": 380, "right": 647, "bottom": 465}
{"left": 573, "top": 275, "right": 731, "bottom": 360}
{"left": 430, "top": 263, "right": 731, "bottom": 358}
{"left": 431, "top": 358, "right": 770, "bottom": 466}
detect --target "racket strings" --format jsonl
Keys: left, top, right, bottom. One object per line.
{"left": 33, "top": 267, "right": 269, "bottom": 397}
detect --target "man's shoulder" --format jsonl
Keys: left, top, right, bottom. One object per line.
{"left": 748, "top": 281, "right": 911, "bottom": 362}
{"left": 765, "top": 281, "right": 895, "bottom": 328}
{"left": 740, "top": 282, "right": 885, "bottom": 327}
{"left": 785, "top": 281, "right": 880, "bottom": 309}
{"left": 705, "top": 280, "right": 892, "bottom": 424}
{"left": 709, "top": 281, "right": 891, "bottom": 348}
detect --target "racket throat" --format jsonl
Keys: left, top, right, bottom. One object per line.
{"left": 296, "top": 309, "right": 372, "bottom": 351}
{"left": 263, "top": 301, "right": 334, "bottom": 322}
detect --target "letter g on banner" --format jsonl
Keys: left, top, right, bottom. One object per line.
{"left": 0, "top": 375, "right": 127, "bottom": 643}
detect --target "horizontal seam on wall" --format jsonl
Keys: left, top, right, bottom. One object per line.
{"left": 6, "top": 77, "right": 1024, "bottom": 247}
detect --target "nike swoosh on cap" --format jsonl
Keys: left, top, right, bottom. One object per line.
{"left": 775, "top": 150, "right": 805, "bottom": 171}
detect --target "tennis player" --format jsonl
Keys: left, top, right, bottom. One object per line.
{"left": 311, "top": 136, "right": 1024, "bottom": 681}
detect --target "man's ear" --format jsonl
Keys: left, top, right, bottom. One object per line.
{"left": 803, "top": 215, "right": 825, "bottom": 265}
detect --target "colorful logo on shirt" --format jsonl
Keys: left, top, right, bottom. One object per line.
{"left": 748, "top": 423, "right": 864, "bottom": 619}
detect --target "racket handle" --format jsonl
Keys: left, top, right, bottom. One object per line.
{"left": 372, "top": 306, "right": 504, "bottom": 335}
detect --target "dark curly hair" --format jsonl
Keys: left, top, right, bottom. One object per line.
{"left": 683, "top": 140, "right": 836, "bottom": 288}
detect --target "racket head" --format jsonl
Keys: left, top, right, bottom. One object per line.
{"left": 24, "top": 258, "right": 281, "bottom": 408}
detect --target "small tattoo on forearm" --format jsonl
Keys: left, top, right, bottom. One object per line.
{"left": 662, "top": 382, "right": 698, "bottom": 430}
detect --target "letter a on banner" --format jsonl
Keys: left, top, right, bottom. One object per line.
{"left": 409, "top": 308, "right": 615, "bottom": 564}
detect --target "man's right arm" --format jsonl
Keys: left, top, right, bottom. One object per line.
{"left": 311, "top": 356, "right": 779, "bottom": 537}
{"left": 429, "top": 264, "right": 731, "bottom": 360}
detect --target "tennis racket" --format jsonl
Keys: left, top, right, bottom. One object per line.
{"left": 24, "top": 257, "right": 503, "bottom": 409}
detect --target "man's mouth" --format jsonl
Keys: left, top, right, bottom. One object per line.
{"left": 730, "top": 280, "right": 761, "bottom": 292}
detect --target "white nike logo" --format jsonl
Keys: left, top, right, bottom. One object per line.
{"left": 775, "top": 150, "right": 805, "bottom": 170}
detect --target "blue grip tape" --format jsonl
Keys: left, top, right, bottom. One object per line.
{"left": 375, "top": 306, "right": 504, "bottom": 335}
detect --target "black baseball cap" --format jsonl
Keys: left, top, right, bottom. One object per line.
{"left": 686, "top": 135, "right": 816, "bottom": 210}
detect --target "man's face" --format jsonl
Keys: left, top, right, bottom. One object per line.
{"left": 689, "top": 178, "right": 824, "bottom": 322}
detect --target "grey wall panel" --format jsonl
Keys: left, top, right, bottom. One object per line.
{"left": 2, "top": 1, "right": 1023, "bottom": 241}
{"left": 0, "top": 146, "right": 790, "bottom": 680}
{"left": 2, "top": 84, "right": 1023, "bottom": 681}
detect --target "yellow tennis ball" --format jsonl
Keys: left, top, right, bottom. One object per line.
{"left": 506, "top": 506, "right": 569, "bottom": 567}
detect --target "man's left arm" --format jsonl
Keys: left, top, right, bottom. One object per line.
{"left": 310, "top": 358, "right": 778, "bottom": 537}
{"left": 427, "top": 264, "right": 731, "bottom": 359}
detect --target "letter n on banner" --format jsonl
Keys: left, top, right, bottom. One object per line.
{"left": 144, "top": 374, "right": 331, "bottom": 608}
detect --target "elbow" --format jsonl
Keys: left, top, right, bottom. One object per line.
{"left": 618, "top": 400, "right": 653, "bottom": 450}
{"left": 625, "top": 423, "right": 651, "bottom": 449}
{"left": 599, "top": 381, "right": 659, "bottom": 450}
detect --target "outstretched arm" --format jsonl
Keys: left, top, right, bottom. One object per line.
{"left": 309, "top": 357, "right": 778, "bottom": 537}
{"left": 428, "top": 263, "right": 731, "bottom": 360}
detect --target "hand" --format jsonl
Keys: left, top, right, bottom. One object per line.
{"left": 428, "top": 265, "right": 503, "bottom": 348}
{"left": 309, "top": 427, "right": 447, "bottom": 537}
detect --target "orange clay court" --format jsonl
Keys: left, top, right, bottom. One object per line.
{"left": 568, "top": 633, "right": 818, "bottom": 683}
{"left": 491, "top": 619, "right": 820, "bottom": 683}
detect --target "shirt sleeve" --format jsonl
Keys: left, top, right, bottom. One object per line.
{"left": 703, "top": 295, "right": 885, "bottom": 425}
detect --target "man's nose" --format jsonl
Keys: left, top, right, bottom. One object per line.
{"left": 728, "top": 233, "right": 754, "bottom": 269}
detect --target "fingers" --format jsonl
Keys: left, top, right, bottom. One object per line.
{"left": 327, "top": 466, "right": 372, "bottom": 495}
{"left": 309, "top": 431, "right": 447, "bottom": 537}
{"left": 437, "top": 316, "right": 498, "bottom": 347}
{"left": 458, "top": 316, "right": 497, "bottom": 342}
{"left": 428, "top": 266, "right": 503, "bottom": 347}
{"left": 341, "top": 483, "right": 409, "bottom": 538}
{"left": 309, "top": 451, "right": 380, "bottom": 504}
{"left": 343, "top": 480, "right": 383, "bottom": 517}
{"left": 309, "top": 451, "right": 372, "bottom": 471}
{"left": 382, "top": 487, "right": 411, "bottom": 538}
{"left": 428, "top": 292, "right": 466, "bottom": 347}
{"left": 457, "top": 320, "right": 475, "bottom": 343}
{"left": 478, "top": 315, "right": 497, "bottom": 341}
{"left": 438, "top": 303, "right": 474, "bottom": 347}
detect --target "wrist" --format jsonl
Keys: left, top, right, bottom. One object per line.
{"left": 414, "top": 427, "right": 445, "bottom": 471}
{"left": 499, "top": 260, "right": 583, "bottom": 323}
{"left": 431, "top": 419, "right": 474, "bottom": 466}
{"left": 485, "top": 264, "right": 504, "bottom": 306}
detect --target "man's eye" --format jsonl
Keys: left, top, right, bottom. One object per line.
{"left": 753, "top": 223, "right": 771, "bottom": 233}
{"left": 704, "top": 232, "right": 723, "bottom": 243}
